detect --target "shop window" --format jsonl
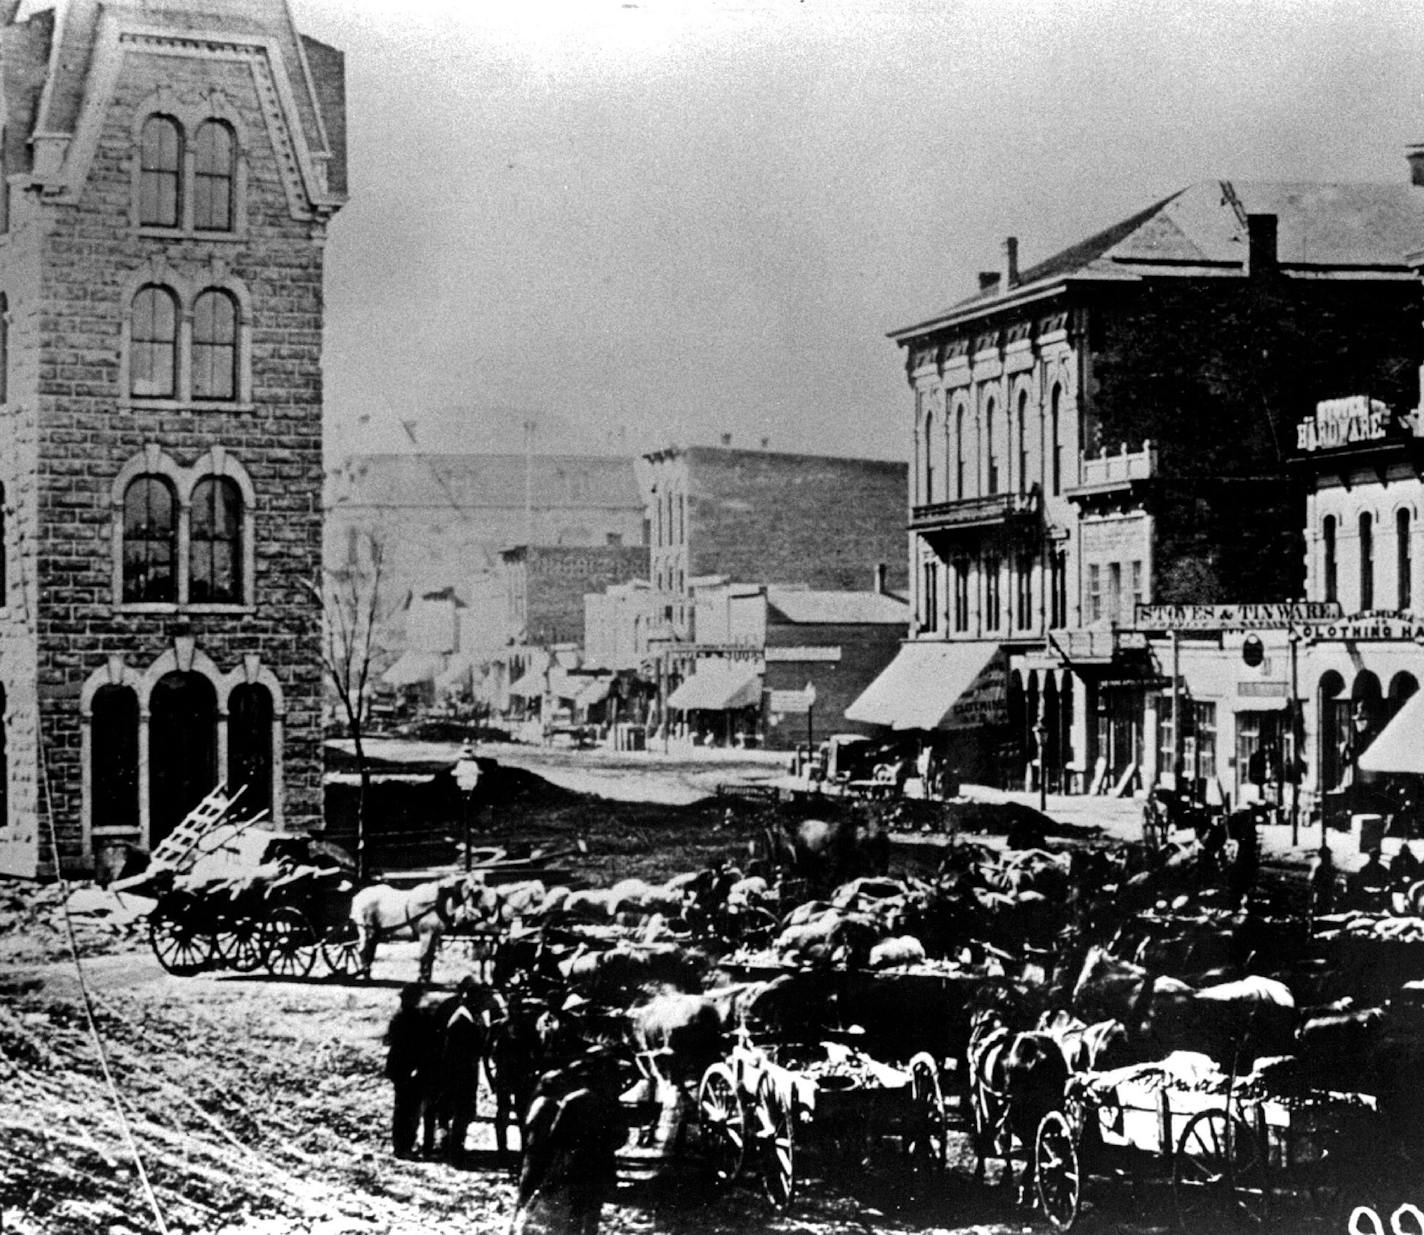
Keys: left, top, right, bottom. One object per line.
{"left": 1360, "top": 513, "right": 1374, "bottom": 610}
{"left": 91, "top": 685, "right": 139, "bottom": 832}
{"left": 138, "top": 115, "right": 182, "bottom": 228}
{"left": 1322, "top": 515, "right": 1337, "bottom": 603}
{"left": 130, "top": 285, "right": 178, "bottom": 399}
{"left": 192, "top": 120, "right": 235, "bottom": 232}
{"left": 192, "top": 289, "right": 237, "bottom": 401}
{"left": 189, "top": 476, "right": 242, "bottom": 603}
{"left": 1398, "top": 509, "right": 1412, "bottom": 610}
{"left": 122, "top": 476, "right": 177, "bottom": 603}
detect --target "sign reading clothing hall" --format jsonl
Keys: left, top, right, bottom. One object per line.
{"left": 1135, "top": 602, "right": 1343, "bottom": 632}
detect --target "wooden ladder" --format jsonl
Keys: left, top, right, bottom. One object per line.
{"left": 150, "top": 783, "right": 246, "bottom": 870}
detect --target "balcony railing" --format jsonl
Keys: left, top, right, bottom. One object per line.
{"left": 1065, "top": 441, "right": 1157, "bottom": 498}
{"left": 909, "top": 489, "right": 1040, "bottom": 532}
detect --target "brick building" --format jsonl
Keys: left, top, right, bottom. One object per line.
{"left": 858, "top": 181, "right": 1424, "bottom": 791}
{"left": 0, "top": 0, "right": 346, "bottom": 876}
{"left": 640, "top": 444, "right": 908, "bottom": 641}
{"left": 501, "top": 543, "right": 649, "bottom": 646}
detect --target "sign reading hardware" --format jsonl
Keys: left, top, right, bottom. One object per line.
{"left": 1295, "top": 395, "right": 1391, "bottom": 453}
{"left": 1135, "top": 602, "right": 1342, "bottom": 631}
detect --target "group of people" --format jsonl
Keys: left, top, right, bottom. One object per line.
{"left": 384, "top": 978, "right": 486, "bottom": 1161}
{"left": 1308, "top": 840, "right": 1422, "bottom": 916}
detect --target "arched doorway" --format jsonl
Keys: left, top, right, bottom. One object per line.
{"left": 1388, "top": 671, "right": 1418, "bottom": 717}
{"left": 228, "top": 684, "right": 273, "bottom": 820}
{"left": 149, "top": 671, "right": 217, "bottom": 847}
{"left": 1318, "top": 670, "right": 1347, "bottom": 799}
{"left": 91, "top": 685, "right": 139, "bottom": 832}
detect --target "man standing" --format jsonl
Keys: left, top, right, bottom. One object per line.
{"left": 385, "top": 983, "right": 436, "bottom": 1159}
{"left": 453, "top": 744, "right": 483, "bottom": 869}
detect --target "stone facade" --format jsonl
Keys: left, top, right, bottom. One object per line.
{"left": 0, "top": 1, "right": 345, "bottom": 876}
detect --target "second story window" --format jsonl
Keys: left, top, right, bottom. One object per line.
{"left": 921, "top": 558, "right": 938, "bottom": 632}
{"left": 1360, "top": 512, "right": 1374, "bottom": 610}
{"left": 190, "top": 477, "right": 242, "bottom": 602}
{"left": 984, "top": 554, "right": 1001, "bottom": 631}
{"left": 1050, "top": 384, "right": 1062, "bottom": 495}
{"left": 1050, "top": 549, "right": 1067, "bottom": 628}
{"left": 955, "top": 405, "right": 966, "bottom": 498}
{"left": 193, "top": 121, "right": 235, "bottom": 232}
{"left": 985, "top": 398, "right": 999, "bottom": 495}
{"left": 139, "top": 115, "right": 182, "bottom": 228}
{"left": 1323, "top": 515, "right": 1337, "bottom": 603}
{"left": 1016, "top": 553, "right": 1033, "bottom": 629}
{"left": 122, "top": 476, "right": 177, "bottom": 603}
{"left": 1399, "top": 509, "right": 1412, "bottom": 611}
{"left": 131, "top": 286, "right": 178, "bottom": 399}
{"left": 192, "top": 290, "right": 237, "bottom": 400}
{"left": 1016, "top": 391, "right": 1029, "bottom": 494}
{"left": 1088, "top": 563, "right": 1102, "bottom": 622}
{"left": 953, "top": 559, "right": 969, "bottom": 631}
{"left": 923, "top": 408, "right": 936, "bottom": 503}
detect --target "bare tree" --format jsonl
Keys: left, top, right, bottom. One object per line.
{"left": 311, "top": 526, "right": 390, "bottom": 883}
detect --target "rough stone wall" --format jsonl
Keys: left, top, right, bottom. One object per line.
{"left": 687, "top": 449, "right": 910, "bottom": 594}
{"left": 16, "top": 46, "right": 330, "bottom": 873}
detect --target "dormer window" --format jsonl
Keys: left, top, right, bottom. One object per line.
{"left": 132, "top": 98, "right": 245, "bottom": 238}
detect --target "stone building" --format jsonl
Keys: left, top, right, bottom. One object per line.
{"left": 859, "top": 181, "right": 1424, "bottom": 791}
{"left": 0, "top": 0, "right": 346, "bottom": 876}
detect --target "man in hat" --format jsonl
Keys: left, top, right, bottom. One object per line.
{"left": 453, "top": 744, "right": 483, "bottom": 866}
{"left": 385, "top": 983, "right": 436, "bottom": 1158}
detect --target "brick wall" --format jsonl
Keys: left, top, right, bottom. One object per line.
{"left": 526, "top": 545, "right": 649, "bottom": 645}
{"left": 762, "top": 621, "right": 905, "bottom": 749}
{"left": 687, "top": 448, "right": 909, "bottom": 594}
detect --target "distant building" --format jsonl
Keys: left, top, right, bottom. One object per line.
{"left": 640, "top": 445, "right": 908, "bottom": 641}
{"left": 0, "top": 0, "right": 346, "bottom": 877}
{"left": 858, "top": 181, "right": 1424, "bottom": 792}
{"left": 501, "top": 543, "right": 649, "bottom": 646}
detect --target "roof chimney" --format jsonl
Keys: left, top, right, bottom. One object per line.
{"left": 1246, "top": 213, "right": 1277, "bottom": 277}
{"left": 1001, "top": 236, "right": 1019, "bottom": 289}
{"left": 873, "top": 563, "right": 889, "bottom": 595}
{"left": 978, "top": 271, "right": 1000, "bottom": 293}
{"left": 1409, "top": 144, "right": 1424, "bottom": 187}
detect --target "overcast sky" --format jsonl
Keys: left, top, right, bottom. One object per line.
{"left": 300, "top": 0, "right": 1424, "bottom": 464}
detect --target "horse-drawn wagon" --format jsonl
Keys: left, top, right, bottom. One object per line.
{"left": 1030, "top": 1052, "right": 1378, "bottom": 1232}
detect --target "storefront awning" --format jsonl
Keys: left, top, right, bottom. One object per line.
{"left": 381, "top": 650, "right": 445, "bottom": 687}
{"left": 573, "top": 677, "right": 612, "bottom": 707}
{"left": 845, "top": 641, "right": 1006, "bottom": 731}
{"left": 1359, "top": 690, "right": 1424, "bottom": 774}
{"left": 667, "top": 664, "right": 763, "bottom": 711}
{"left": 507, "top": 670, "right": 544, "bottom": 698}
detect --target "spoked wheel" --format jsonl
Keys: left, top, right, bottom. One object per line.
{"left": 755, "top": 1074, "right": 796, "bottom": 1212}
{"left": 1035, "top": 1109, "right": 1082, "bottom": 1232}
{"left": 697, "top": 1063, "right": 746, "bottom": 1187}
{"left": 319, "top": 921, "right": 364, "bottom": 979}
{"left": 1173, "top": 1108, "right": 1269, "bottom": 1231}
{"left": 149, "top": 911, "right": 213, "bottom": 975}
{"left": 261, "top": 906, "right": 317, "bottom": 978}
{"left": 212, "top": 915, "right": 265, "bottom": 973}
{"left": 906, "top": 1052, "right": 947, "bottom": 1188}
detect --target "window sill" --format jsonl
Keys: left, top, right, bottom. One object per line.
{"left": 116, "top": 602, "right": 254, "bottom": 615}
{"left": 136, "top": 225, "right": 244, "bottom": 243}
{"left": 120, "top": 400, "right": 254, "bottom": 415}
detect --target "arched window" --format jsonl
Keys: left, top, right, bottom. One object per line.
{"left": 138, "top": 115, "right": 182, "bottom": 227}
{"left": 192, "top": 120, "right": 235, "bottom": 232}
{"left": 91, "top": 685, "right": 138, "bottom": 833}
{"left": 922, "top": 408, "right": 936, "bottom": 503}
{"left": 985, "top": 397, "right": 999, "bottom": 495}
{"left": 130, "top": 286, "right": 178, "bottom": 399}
{"left": 122, "top": 477, "right": 176, "bottom": 603}
{"left": 1049, "top": 384, "right": 1062, "bottom": 495}
{"left": 189, "top": 477, "right": 242, "bottom": 603}
{"left": 1360, "top": 512, "right": 1374, "bottom": 611}
{"left": 1322, "top": 515, "right": 1337, "bottom": 604}
{"left": 1398, "top": 509, "right": 1412, "bottom": 611}
{"left": 228, "top": 684, "right": 273, "bottom": 819}
{"left": 955, "top": 405, "right": 966, "bottom": 498}
{"left": 1016, "top": 390, "right": 1029, "bottom": 494}
{"left": 192, "top": 289, "right": 237, "bottom": 401}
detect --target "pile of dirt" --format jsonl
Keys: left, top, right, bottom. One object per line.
{"left": 0, "top": 880, "right": 148, "bottom": 969}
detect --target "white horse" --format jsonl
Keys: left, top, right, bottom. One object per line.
{"left": 350, "top": 872, "right": 498, "bottom": 981}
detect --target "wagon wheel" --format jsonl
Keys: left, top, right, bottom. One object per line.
{"left": 148, "top": 910, "right": 213, "bottom": 975}
{"left": 260, "top": 906, "right": 317, "bottom": 978}
{"left": 212, "top": 914, "right": 265, "bottom": 973}
{"left": 1035, "top": 1110, "right": 1082, "bottom": 1232}
{"left": 696, "top": 1063, "right": 746, "bottom": 1187}
{"left": 319, "top": 920, "right": 364, "bottom": 980}
{"left": 1173, "top": 1108, "right": 1269, "bottom": 1231}
{"left": 906, "top": 1052, "right": 947, "bottom": 1185}
{"left": 755, "top": 1074, "right": 796, "bottom": 1211}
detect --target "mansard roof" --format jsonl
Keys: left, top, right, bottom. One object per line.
{"left": 893, "top": 180, "right": 1424, "bottom": 341}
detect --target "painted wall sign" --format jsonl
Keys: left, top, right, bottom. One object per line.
{"left": 1135, "top": 601, "right": 1342, "bottom": 631}
{"left": 1295, "top": 395, "right": 1391, "bottom": 453}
